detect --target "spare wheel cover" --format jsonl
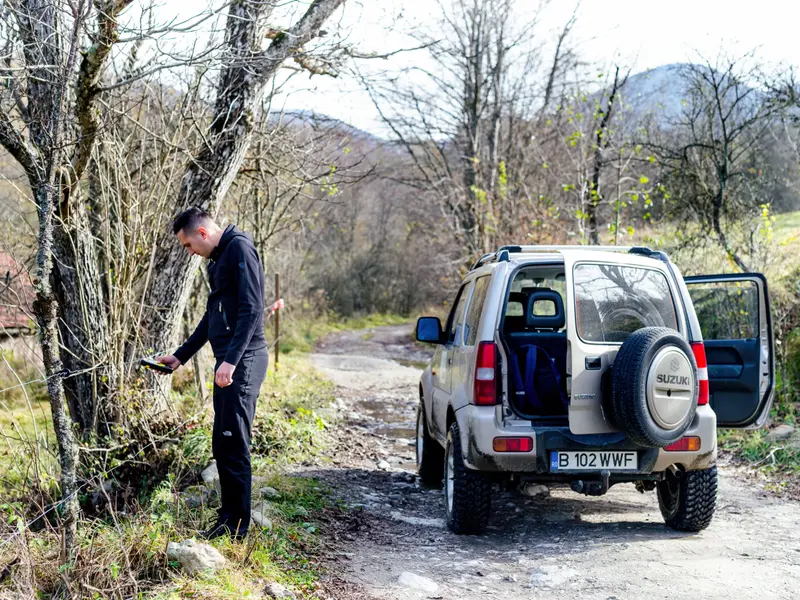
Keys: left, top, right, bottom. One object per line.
{"left": 646, "top": 345, "right": 696, "bottom": 430}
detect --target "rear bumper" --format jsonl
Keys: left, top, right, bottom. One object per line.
{"left": 457, "top": 404, "right": 717, "bottom": 474}
{"left": 653, "top": 404, "right": 717, "bottom": 471}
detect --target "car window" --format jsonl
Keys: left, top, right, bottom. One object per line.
{"left": 464, "top": 276, "right": 490, "bottom": 346}
{"left": 505, "top": 268, "right": 566, "bottom": 332}
{"left": 447, "top": 283, "right": 472, "bottom": 345}
{"left": 574, "top": 263, "right": 678, "bottom": 343}
{"left": 686, "top": 280, "right": 758, "bottom": 340}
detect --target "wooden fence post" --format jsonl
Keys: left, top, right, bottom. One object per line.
{"left": 274, "top": 273, "right": 280, "bottom": 372}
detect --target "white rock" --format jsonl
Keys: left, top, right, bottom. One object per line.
{"left": 767, "top": 424, "right": 795, "bottom": 443}
{"left": 261, "top": 486, "right": 281, "bottom": 499}
{"left": 201, "top": 462, "right": 221, "bottom": 495}
{"left": 251, "top": 510, "right": 273, "bottom": 531}
{"left": 398, "top": 572, "right": 440, "bottom": 593}
{"left": 377, "top": 460, "right": 391, "bottom": 471}
{"left": 265, "top": 581, "right": 295, "bottom": 599}
{"left": 166, "top": 539, "right": 226, "bottom": 575}
{"left": 201, "top": 461, "right": 218, "bottom": 483}
{"left": 530, "top": 565, "right": 579, "bottom": 587}
{"left": 522, "top": 483, "right": 550, "bottom": 498}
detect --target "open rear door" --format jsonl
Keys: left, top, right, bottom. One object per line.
{"left": 684, "top": 273, "right": 775, "bottom": 428}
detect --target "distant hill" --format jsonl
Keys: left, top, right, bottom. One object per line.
{"left": 617, "top": 64, "right": 687, "bottom": 121}
{"left": 611, "top": 63, "right": 763, "bottom": 124}
{"left": 267, "top": 109, "right": 389, "bottom": 146}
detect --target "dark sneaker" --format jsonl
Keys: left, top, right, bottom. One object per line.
{"left": 200, "top": 521, "right": 247, "bottom": 541}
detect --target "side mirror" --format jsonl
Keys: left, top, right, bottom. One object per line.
{"left": 416, "top": 317, "right": 444, "bottom": 344}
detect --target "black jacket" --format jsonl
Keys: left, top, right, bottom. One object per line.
{"left": 174, "top": 225, "right": 267, "bottom": 366}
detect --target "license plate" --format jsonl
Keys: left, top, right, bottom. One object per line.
{"left": 550, "top": 451, "right": 637, "bottom": 472}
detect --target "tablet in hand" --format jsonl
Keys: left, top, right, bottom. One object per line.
{"left": 140, "top": 358, "right": 175, "bottom": 374}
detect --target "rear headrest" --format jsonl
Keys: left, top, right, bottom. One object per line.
{"left": 507, "top": 292, "right": 527, "bottom": 308}
{"left": 526, "top": 290, "right": 565, "bottom": 331}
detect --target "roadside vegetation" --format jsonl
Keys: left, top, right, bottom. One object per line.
{"left": 639, "top": 213, "right": 800, "bottom": 489}
{"left": 278, "top": 312, "right": 411, "bottom": 354}
{"left": 0, "top": 351, "right": 337, "bottom": 599}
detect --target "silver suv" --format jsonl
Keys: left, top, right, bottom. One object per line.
{"left": 415, "top": 246, "right": 774, "bottom": 534}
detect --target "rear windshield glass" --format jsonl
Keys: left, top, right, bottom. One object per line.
{"left": 686, "top": 280, "right": 758, "bottom": 340}
{"left": 574, "top": 263, "right": 678, "bottom": 343}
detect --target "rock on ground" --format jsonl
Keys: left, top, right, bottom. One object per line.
{"left": 265, "top": 582, "right": 296, "bottom": 599}
{"left": 181, "top": 485, "right": 216, "bottom": 509}
{"left": 261, "top": 486, "right": 281, "bottom": 499}
{"left": 201, "top": 461, "right": 221, "bottom": 495}
{"left": 251, "top": 510, "right": 273, "bottom": 531}
{"left": 522, "top": 483, "right": 550, "bottom": 498}
{"left": 529, "top": 565, "right": 580, "bottom": 588}
{"left": 397, "top": 572, "right": 439, "bottom": 593}
{"left": 166, "top": 539, "right": 226, "bottom": 575}
{"left": 767, "top": 424, "right": 796, "bottom": 443}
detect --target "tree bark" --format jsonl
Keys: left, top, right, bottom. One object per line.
{"left": 32, "top": 181, "right": 80, "bottom": 564}
{"left": 52, "top": 195, "right": 116, "bottom": 436}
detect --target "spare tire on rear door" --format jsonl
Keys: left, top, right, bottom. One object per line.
{"left": 610, "top": 327, "right": 698, "bottom": 448}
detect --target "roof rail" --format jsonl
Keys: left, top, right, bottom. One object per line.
{"left": 467, "top": 245, "right": 661, "bottom": 271}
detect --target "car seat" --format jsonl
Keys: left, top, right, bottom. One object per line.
{"left": 505, "top": 289, "right": 569, "bottom": 416}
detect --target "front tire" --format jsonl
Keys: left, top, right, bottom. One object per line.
{"left": 657, "top": 466, "right": 717, "bottom": 532}
{"left": 416, "top": 401, "right": 444, "bottom": 487}
{"left": 444, "top": 422, "right": 492, "bottom": 534}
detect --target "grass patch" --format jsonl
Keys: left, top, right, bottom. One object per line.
{"left": 719, "top": 428, "right": 800, "bottom": 477}
{"left": 251, "top": 354, "right": 334, "bottom": 465}
{"left": 0, "top": 351, "right": 338, "bottom": 598}
{"left": 2, "top": 473, "right": 332, "bottom": 599}
{"left": 277, "top": 312, "right": 411, "bottom": 354}
{"left": 0, "top": 350, "right": 57, "bottom": 492}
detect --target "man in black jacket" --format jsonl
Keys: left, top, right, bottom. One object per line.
{"left": 157, "top": 206, "right": 268, "bottom": 540}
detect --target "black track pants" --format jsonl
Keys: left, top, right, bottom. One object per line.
{"left": 212, "top": 347, "right": 269, "bottom": 534}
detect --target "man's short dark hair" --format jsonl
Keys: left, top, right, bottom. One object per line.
{"left": 173, "top": 206, "right": 211, "bottom": 235}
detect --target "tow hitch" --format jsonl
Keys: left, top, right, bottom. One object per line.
{"left": 570, "top": 469, "right": 611, "bottom": 496}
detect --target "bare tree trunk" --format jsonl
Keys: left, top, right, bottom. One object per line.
{"left": 52, "top": 198, "right": 115, "bottom": 436}
{"left": 32, "top": 181, "right": 80, "bottom": 566}
{"left": 712, "top": 173, "right": 749, "bottom": 271}
{"left": 139, "top": 0, "right": 346, "bottom": 389}
{"left": 588, "top": 66, "right": 624, "bottom": 245}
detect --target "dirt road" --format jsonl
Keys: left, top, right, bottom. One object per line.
{"left": 307, "top": 325, "right": 800, "bottom": 600}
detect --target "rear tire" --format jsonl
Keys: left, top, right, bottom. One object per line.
{"left": 657, "top": 466, "right": 717, "bottom": 532}
{"left": 416, "top": 401, "right": 444, "bottom": 487}
{"left": 444, "top": 422, "right": 492, "bottom": 535}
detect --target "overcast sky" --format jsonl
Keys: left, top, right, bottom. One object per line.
{"left": 159, "top": 0, "right": 800, "bottom": 134}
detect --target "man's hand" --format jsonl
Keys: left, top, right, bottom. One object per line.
{"left": 215, "top": 361, "right": 236, "bottom": 387}
{"left": 155, "top": 354, "right": 181, "bottom": 374}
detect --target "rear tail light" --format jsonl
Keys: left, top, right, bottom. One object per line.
{"left": 493, "top": 437, "right": 533, "bottom": 452}
{"left": 664, "top": 436, "right": 701, "bottom": 452}
{"left": 691, "top": 342, "right": 709, "bottom": 405}
{"left": 474, "top": 341, "right": 498, "bottom": 405}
